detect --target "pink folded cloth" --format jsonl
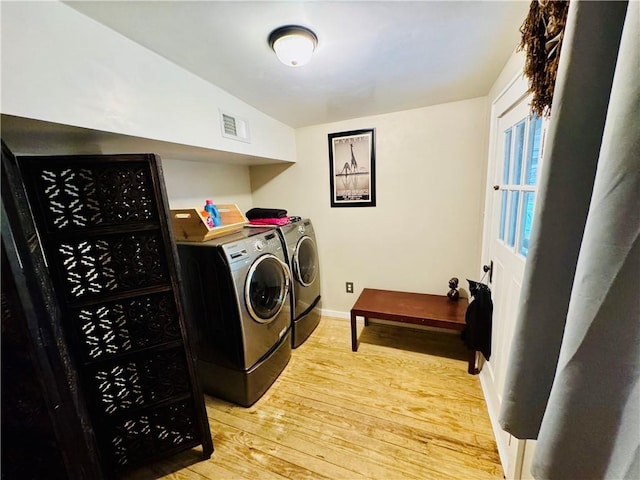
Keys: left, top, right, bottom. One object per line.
{"left": 249, "top": 217, "right": 290, "bottom": 226}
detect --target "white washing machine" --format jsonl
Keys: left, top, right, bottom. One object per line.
{"left": 278, "top": 218, "right": 321, "bottom": 348}
{"left": 177, "top": 228, "right": 292, "bottom": 407}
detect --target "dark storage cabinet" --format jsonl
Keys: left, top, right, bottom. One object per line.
{"left": 1, "top": 145, "right": 212, "bottom": 477}
{"left": 1, "top": 247, "right": 72, "bottom": 480}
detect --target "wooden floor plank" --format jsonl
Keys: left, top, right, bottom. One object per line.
{"left": 253, "top": 393, "right": 498, "bottom": 480}
{"left": 277, "top": 351, "right": 495, "bottom": 444}
{"left": 210, "top": 403, "right": 396, "bottom": 479}
{"left": 196, "top": 427, "right": 311, "bottom": 480}
{"left": 224, "top": 402, "right": 436, "bottom": 479}
{"left": 269, "top": 389, "right": 498, "bottom": 466}
{"left": 268, "top": 379, "right": 500, "bottom": 479}
{"left": 125, "top": 317, "right": 503, "bottom": 479}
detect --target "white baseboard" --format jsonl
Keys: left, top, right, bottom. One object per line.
{"left": 320, "top": 308, "right": 349, "bottom": 320}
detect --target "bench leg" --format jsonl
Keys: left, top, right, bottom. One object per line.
{"left": 364, "top": 317, "right": 369, "bottom": 327}
{"left": 351, "top": 312, "right": 358, "bottom": 351}
{"left": 468, "top": 350, "right": 479, "bottom": 375}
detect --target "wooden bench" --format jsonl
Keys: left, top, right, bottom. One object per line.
{"left": 350, "top": 288, "right": 478, "bottom": 374}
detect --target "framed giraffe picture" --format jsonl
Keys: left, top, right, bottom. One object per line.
{"left": 328, "top": 128, "right": 376, "bottom": 208}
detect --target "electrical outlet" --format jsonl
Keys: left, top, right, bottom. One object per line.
{"left": 346, "top": 282, "right": 354, "bottom": 293}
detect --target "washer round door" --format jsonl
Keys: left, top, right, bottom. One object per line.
{"left": 293, "top": 236, "right": 318, "bottom": 287}
{"left": 245, "top": 253, "right": 291, "bottom": 323}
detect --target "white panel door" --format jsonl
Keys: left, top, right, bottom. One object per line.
{"left": 492, "top": 102, "right": 544, "bottom": 393}
{"left": 482, "top": 79, "right": 547, "bottom": 479}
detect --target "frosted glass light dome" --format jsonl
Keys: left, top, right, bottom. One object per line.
{"left": 269, "top": 26, "right": 318, "bottom": 67}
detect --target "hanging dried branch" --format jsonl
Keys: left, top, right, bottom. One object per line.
{"left": 519, "top": 0, "right": 570, "bottom": 117}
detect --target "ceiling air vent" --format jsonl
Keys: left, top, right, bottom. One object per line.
{"left": 220, "top": 110, "right": 251, "bottom": 143}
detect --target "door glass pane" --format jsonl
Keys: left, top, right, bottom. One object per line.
{"left": 502, "top": 128, "right": 512, "bottom": 184}
{"left": 507, "top": 191, "right": 520, "bottom": 247}
{"left": 526, "top": 115, "right": 543, "bottom": 185}
{"left": 499, "top": 190, "right": 508, "bottom": 241}
{"left": 295, "top": 237, "right": 317, "bottom": 286}
{"left": 519, "top": 192, "right": 536, "bottom": 257}
{"left": 512, "top": 120, "right": 525, "bottom": 185}
{"left": 248, "top": 256, "right": 286, "bottom": 321}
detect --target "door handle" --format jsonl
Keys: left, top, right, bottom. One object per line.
{"left": 493, "top": 185, "right": 500, "bottom": 191}
{"left": 483, "top": 261, "right": 494, "bottom": 283}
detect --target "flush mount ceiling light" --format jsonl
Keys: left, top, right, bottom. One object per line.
{"left": 268, "top": 25, "right": 318, "bottom": 67}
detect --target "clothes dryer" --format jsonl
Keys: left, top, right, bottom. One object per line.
{"left": 177, "top": 228, "right": 291, "bottom": 407}
{"left": 278, "top": 218, "right": 321, "bottom": 348}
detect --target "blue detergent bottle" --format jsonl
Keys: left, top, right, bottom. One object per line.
{"left": 204, "top": 199, "right": 221, "bottom": 227}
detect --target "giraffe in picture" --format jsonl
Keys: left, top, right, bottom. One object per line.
{"left": 350, "top": 143, "right": 358, "bottom": 173}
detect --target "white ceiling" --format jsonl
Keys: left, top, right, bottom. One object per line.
{"left": 64, "top": 1, "right": 529, "bottom": 128}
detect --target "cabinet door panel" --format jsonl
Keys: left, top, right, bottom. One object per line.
{"left": 17, "top": 153, "right": 213, "bottom": 474}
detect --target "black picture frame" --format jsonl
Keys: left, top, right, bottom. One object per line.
{"left": 328, "top": 128, "right": 376, "bottom": 208}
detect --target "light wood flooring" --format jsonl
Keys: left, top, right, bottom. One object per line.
{"left": 126, "top": 317, "right": 503, "bottom": 480}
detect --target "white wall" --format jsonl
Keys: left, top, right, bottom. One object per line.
{"left": 161, "top": 159, "right": 253, "bottom": 213}
{"left": 1, "top": 1, "right": 296, "bottom": 163}
{"left": 487, "top": 49, "right": 527, "bottom": 103}
{"left": 251, "top": 97, "right": 490, "bottom": 316}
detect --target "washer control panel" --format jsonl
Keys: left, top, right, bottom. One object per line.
{"left": 253, "top": 233, "right": 281, "bottom": 253}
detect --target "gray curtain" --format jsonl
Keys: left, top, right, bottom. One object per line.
{"left": 499, "top": 1, "right": 639, "bottom": 479}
